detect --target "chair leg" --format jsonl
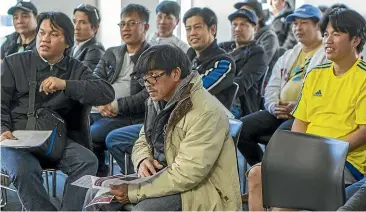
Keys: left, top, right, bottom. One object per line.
{"left": 0, "top": 188, "right": 7, "bottom": 208}
{"left": 108, "top": 152, "right": 114, "bottom": 176}
{"left": 44, "top": 171, "right": 50, "bottom": 195}
{"left": 124, "top": 154, "right": 129, "bottom": 175}
{"left": 52, "top": 170, "right": 56, "bottom": 197}
{"left": 243, "top": 160, "right": 248, "bottom": 193}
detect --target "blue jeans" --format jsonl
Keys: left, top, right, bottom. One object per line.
{"left": 346, "top": 176, "right": 366, "bottom": 200}
{"left": 1, "top": 139, "right": 98, "bottom": 211}
{"left": 90, "top": 114, "right": 135, "bottom": 169}
{"left": 106, "top": 124, "right": 143, "bottom": 174}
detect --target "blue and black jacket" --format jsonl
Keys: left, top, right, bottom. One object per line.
{"left": 187, "top": 40, "right": 236, "bottom": 107}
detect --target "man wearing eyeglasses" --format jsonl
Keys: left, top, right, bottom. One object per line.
{"left": 1, "top": 2, "right": 38, "bottom": 60}
{"left": 71, "top": 4, "right": 105, "bottom": 71}
{"left": 147, "top": 1, "right": 189, "bottom": 52}
{"left": 91, "top": 4, "right": 151, "bottom": 177}
{"left": 83, "top": 44, "right": 242, "bottom": 211}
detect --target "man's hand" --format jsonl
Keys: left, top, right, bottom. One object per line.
{"left": 97, "top": 104, "right": 117, "bottom": 118}
{"left": 110, "top": 184, "right": 130, "bottom": 205}
{"left": 39, "top": 77, "right": 66, "bottom": 95}
{"left": 138, "top": 158, "right": 163, "bottom": 177}
{"left": 0, "top": 131, "right": 17, "bottom": 141}
{"left": 274, "top": 101, "right": 297, "bottom": 119}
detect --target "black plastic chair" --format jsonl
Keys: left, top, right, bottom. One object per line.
{"left": 219, "top": 82, "right": 239, "bottom": 110}
{"left": 261, "top": 130, "right": 349, "bottom": 211}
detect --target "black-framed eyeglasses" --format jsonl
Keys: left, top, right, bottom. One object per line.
{"left": 76, "top": 4, "right": 100, "bottom": 21}
{"left": 117, "top": 20, "right": 145, "bottom": 28}
{"left": 137, "top": 72, "right": 166, "bottom": 86}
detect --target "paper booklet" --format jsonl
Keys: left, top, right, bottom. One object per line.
{"left": 72, "top": 168, "right": 167, "bottom": 208}
{"left": 0, "top": 130, "right": 52, "bottom": 148}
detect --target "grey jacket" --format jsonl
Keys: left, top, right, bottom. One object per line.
{"left": 93, "top": 41, "right": 151, "bottom": 118}
{"left": 71, "top": 37, "right": 105, "bottom": 71}
{"left": 339, "top": 186, "right": 366, "bottom": 211}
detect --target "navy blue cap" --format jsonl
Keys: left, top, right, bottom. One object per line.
{"left": 234, "top": 0, "right": 263, "bottom": 18}
{"left": 8, "top": 1, "right": 38, "bottom": 16}
{"left": 229, "top": 8, "right": 258, "bottom": 25}
{"left": 286, "top": 4, "right": 322, "bottom": 23}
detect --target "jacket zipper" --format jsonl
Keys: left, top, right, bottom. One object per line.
{"left": 163, "top": 95, "right": 190, "bottom": 164}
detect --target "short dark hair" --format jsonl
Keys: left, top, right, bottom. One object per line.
{"left": 156, "top": 1, "right": 180, "bottom": 19}
{"left": 121, "top": 4, "right": 150, "bottom": 23}
{"left": 135, "top": 44, "right": 191, "bottom": 79}
{"left": 183, "top": 7, "right": 217, "bottom": 36}
{"left": 320, "top": 8, "right": 366, "bottom": 53}
{"left": 36, "top": 12, "right": 74, "bottom": 54}
{"left": 73, "top": 4, "right": 101, "bottom": 28}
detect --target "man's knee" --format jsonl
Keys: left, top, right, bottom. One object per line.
{"left": 248, "top": 164, "right": 262, "bottom": 188}
{"left": 1, "top": 149, "right": 42, "bottom": 181}
{"left": 105, "top": 129, "right": 120, "bottom": 150}
{"left": 78, "top": 149, "right": 98, "bottom": 174}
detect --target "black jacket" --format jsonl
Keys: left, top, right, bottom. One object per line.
{"left": 93, "top": 41, "right": 150, "bottom": 119}
{"left": 271, "top": 2, "right": 297, "bottom": 51}
{"left": 219, "top": 41, "right": 267, "bottom": 116}
{"left": 1, "top": 50, "right": 115, "bottom": 134}
{"left": 70, "top": 37, "right": 105, "bottom": 71}
{"left": 187, "top": 40, "right": 235, "bottom": 107}
{"left": 1, "top": 32, "right": 36, "bottom": 60}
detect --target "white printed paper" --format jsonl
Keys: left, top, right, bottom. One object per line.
{"left": 0, "top": 130, "right": 52, "bottom": 148}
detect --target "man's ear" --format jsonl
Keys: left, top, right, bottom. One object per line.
{"left": 210, "top": 24, "right": 217, "bottom": 37}
{"left": 173, "top": 67, "right": 182, "bottom": 81}
{"left": 353, "top": 37, "right": 361, "bottom": 49}
{"left": 92, "top": 24, "right": 99, "bottom": 35}
{"left": 144, "top": 23, "right": 150, "bottom": 33}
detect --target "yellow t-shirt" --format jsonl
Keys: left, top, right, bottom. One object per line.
{"left": 293, "top": 58, "right": 366, "bottom": 173}
{"left": 280, "top": 46, "right": 321, "bottom": 102}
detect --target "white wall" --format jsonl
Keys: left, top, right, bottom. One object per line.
{"left": 192, "top": 0, "right": 237, "bottom": 43}
{"left": 31, "top": 0, "right": 97, "bottom": 18}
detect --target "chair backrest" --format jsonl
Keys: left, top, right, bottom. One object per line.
{"left": 261, "top": 130, "right": 349, "bottom": 211}
{"left": 260, "top": 66, "right": 269, "bottom": 98}
{"left": 64, "top": 102, "right": 92, "bottom": 150}
{"left": 219, "top": 82, "right": 239, "bottom": 110}
{"left": 229, "top": 118, "right": 243, "bottom": 148}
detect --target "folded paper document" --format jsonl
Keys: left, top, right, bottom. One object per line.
{"left": 0, "top": 130, "right": 52, "bottom": 148}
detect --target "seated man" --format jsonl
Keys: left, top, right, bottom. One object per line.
{"left": 71, "top": 4, "right": 105, "bottom": 71}
{"left": 0, "top": 12, "right": 114, "bottom": 211}
{"left": 184, "top": 7, "right": 235, "bottom": 106}
{"left": 220, "top": 8, "right": 267, "bottom": 117}
{"left": 147, "top": 1, "right": 190, "bottom": 52}
{"left": 106, "top": 7, "right": 236, "bottom": 174}
{"left": 232, "top": 0, "right": 279, "bottom": 82}
{"left": 1, "top": 1, "right": 38, "bottom": 60}
{"left": 248, "top": 8, "right": 366, "bottom": 211}
{"left": 84, "top": 44, "right": 242, "bottom": 211}
{"left": 90, "top": 4, "right": 151, "bottom": 176}
{"left": 238, "top": 4, "right": 326, "bottom": 166}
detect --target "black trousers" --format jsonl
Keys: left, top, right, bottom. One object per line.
{"left": 238, "top": 110, "right": 294, "bottom": 166}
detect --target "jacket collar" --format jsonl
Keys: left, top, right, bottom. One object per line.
{"left": 255, "top": 26, "right": 271, "bottom": 40}
{"left": 73, "top": 36, "right": 97, "bottom": 56}
{"left": 120, "top": 41, "right": 150, "bottom": 64}
{"left": 187, "top": 39, "right": 220, "bottom": 61}
{"left": 33, "top": 50, "right": 69, "bottom": 71}
{"left": 231, "top": 40, "right": 256, "bottom": 59}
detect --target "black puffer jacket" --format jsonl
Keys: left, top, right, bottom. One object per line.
{"left": 70, "top": 37, "right": 105, "bottom": 71}
{"left": 93, "top": 41, "right": 150, "bottom": 117}
{"left": 219, "top": 41, "right": 267, "bottom": 116}
{"left": 1, "top": 50, "right": 115, "bottom": 133}
{"left": 1, "top": 32, "right": 36, "bottom": 60}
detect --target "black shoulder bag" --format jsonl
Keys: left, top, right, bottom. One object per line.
{"left": 26, "top": 63, "right": 67, "bottom": 162}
